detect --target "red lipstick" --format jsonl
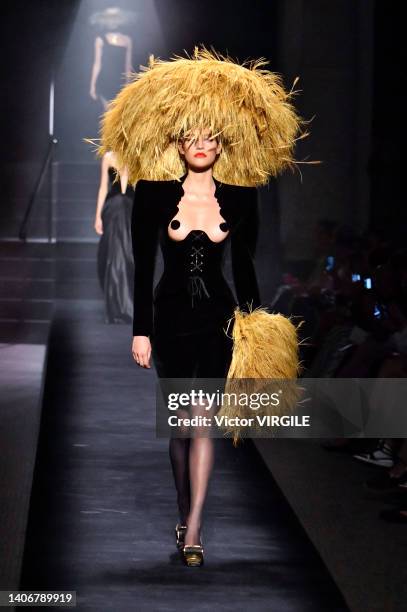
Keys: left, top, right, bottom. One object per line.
{"left": 194, "top": 152, "right": 207, "bottom": 158}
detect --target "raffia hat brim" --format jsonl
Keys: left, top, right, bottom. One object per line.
{"left": 97, "top": 46, "right": 306, "bottom": 186}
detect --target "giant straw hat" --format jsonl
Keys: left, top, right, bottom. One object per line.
{"left": 98, "top": 46, "right": 307, "bottom": 186}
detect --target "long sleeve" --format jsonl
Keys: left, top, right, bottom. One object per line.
{"left": 230, "top": 186, "right": 261, "bottom": 312}
{"left": 131, "top": 180, "right": 159, "bottom": 337}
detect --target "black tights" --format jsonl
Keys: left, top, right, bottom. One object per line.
{"left": 169, "top": 437, "right": 190, "bottom": 525}
{"left": 152, "top": 326, "right": 233, "bottom": 545}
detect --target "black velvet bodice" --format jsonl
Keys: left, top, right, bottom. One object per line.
{"left": 131, "top": 173, "right": 261, "bottom": 338}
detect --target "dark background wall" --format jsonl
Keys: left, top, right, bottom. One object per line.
{"left": 276, "top": 0, "right": 374, "bottom": 261}
{"left": 369, "top": 2, "right": 403, "bottom": 244}
{"left": 0, "top": 0, "right": 80, "bottom": 239}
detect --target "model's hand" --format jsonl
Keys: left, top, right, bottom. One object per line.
{"left": 94, "top": 216, "right": 103, "bottom": 235}
{"left": 132, "top": 336, "right": 152, "bottom": 368}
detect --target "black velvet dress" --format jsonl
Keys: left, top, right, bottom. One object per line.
{"left": 131, "top": 173, "right": 261, "bottom": 379}
{"left": 97, "top": 34, "right": 127, "bottom": 105}
{"left": 97, "top": 167, "right": 134, "bottom": 323}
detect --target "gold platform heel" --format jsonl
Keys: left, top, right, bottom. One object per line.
{"left": 175, "top": 523, "right": 187, "bottom": 549}
{"left": 182, "top": 539, "right": 204, "bottom": 567}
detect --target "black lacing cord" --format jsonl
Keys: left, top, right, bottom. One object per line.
{"left": 187, "top": 233, "right": 210, "bottom": 307}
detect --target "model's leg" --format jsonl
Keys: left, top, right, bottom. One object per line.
{"left": 152, "top": 335, "right": 195, "bottom": 526}
{"left": 184, "top": 424, "right": 215, "bottom": 544}
{"left": 184, "top": 328, "right": 233, "bottom": 546}
{"left": 169, "top": 416, "right": 191, "bottom": 524}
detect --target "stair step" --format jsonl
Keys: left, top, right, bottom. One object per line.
{"left": 57, "top": 218, "right": 103, "bottom": 240}
{"left": 56, "top": 198, "right": 98, "bottom": 219}
{"left": 0, "top": 279, "right": 54, "bottom": 300}
{"left": 56, "top": 162, "right": 100, "bottom": 182}
{"left": 0, "top": 299, "right": 54, "bottom": 320}
{"left": 0, "top": 218, "right": 52, "bottom": 244}
{"left": 57, "top": 181, "right": 98, "bottom": 200}
{"left": 56, "top": 279, "right": 102, "bottom": 300}
{"left": 56, "top": 258, "right": 98, "bottom": 280}
{"left": 0, "top": 242, "right": 56, "bottom": 257}
{"left": 0, "top": 259, "right": 55, "bottom": 278}
{"left": 0, "top": 321, "right": 50, "bottom": 344}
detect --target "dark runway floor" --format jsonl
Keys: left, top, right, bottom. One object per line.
{"left": 20, "top": 298, "right": 349, "bottom": 612}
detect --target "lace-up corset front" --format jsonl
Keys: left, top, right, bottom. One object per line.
{"left": 166, "top": 190, "right": 230, "bottom": 309}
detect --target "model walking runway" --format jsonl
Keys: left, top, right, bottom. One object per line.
{"left": 20, "top": 294, "right": 349, "bottom": 611}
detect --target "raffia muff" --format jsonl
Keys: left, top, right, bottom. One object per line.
{"left": 217, "top": 306, "right": 305, "bottom": 445}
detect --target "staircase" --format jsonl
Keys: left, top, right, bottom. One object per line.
{"left": 0, "top": 241, "right": 55, "bottom": 344}
{"left": 0, "top": 161, "right": 103, "bottom": 343}
{"left": 56, "top": 161, "right": 100, "bottom": 242}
